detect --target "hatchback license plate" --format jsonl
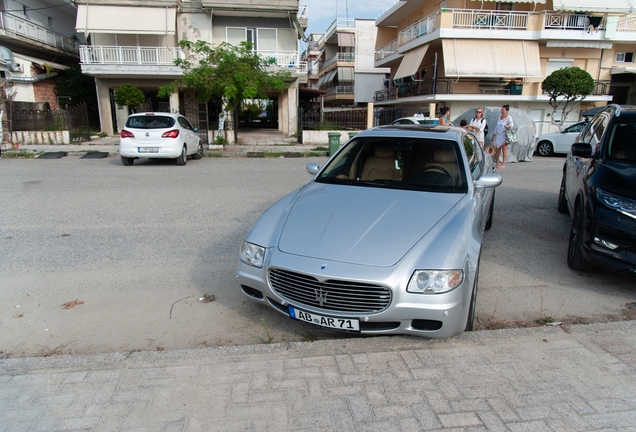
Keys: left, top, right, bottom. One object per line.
{"left": 288, "top": 306, "right": 360, "bottom": 332}
{"left": 138, "top": 147, "right": 159, "bottom": 153}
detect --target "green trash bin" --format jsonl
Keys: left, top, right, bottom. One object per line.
{"left": 348, "top": 131, "right": 359, "bottom": 139}
{"left": 328, "top": 132, "right": 341, "bottom": 156}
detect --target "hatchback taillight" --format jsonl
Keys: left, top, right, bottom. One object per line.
{"left": 162, "top": 129, "right": 180, "bottom": 139}
{"left": 121, "top": 129, "right": 134, "bottom": 138}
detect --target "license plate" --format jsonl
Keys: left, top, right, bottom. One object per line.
{"left": 138, "top": 147, "right": 159, "bottom": 153}
{"left": 288, "top": 306, "right": 360, "bottom": 332}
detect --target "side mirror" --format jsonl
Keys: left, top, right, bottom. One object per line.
{"left": 474, "top": 173, "right": 503, "bottom": 189}
{"left": 570, "top": 143, "right": 592, "bottom": 158}
{"left": 306, "top": 162, "right": 320, "bottom": 175}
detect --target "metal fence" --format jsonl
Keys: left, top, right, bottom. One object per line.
{"left": 10, "top": 103, "right": 90, "bottom": 142}
{"left": 299, "top": 109, "right": 367, "bottom": 131}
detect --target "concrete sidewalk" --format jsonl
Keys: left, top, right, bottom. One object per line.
{"left": 2, "top": 133, "right": 327, "bottom": 158}
{"left": 2, "top": 321, "right": 636, "bottom": 431}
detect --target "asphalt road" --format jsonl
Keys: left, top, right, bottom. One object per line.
{"left": 1, "top": 155, "right": 634, "bottom": 358}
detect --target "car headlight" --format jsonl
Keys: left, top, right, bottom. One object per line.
{"left": 597, "top": 189, "right": 636, "bottom": 220}
{"left": 239, "top": 241, "right": 265, "bottom": 268}
{"left": 407, "top": 270, "right": 464, "bottom": 294}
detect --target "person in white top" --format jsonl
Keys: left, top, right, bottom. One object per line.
{"left": 491, "top": 104, "right": 514, "bottom": 168}
{"left": 466, "top": 107, "right": 486, "bottom": 147}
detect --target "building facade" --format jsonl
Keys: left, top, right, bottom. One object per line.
{"left": 75, "top": 0, "right": 307, "bottom": 140}
{"left": 373, "top": 0, "right": 635, "bottom": 133}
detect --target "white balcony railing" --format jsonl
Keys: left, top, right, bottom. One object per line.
{"left": 452, "top": 9, "right": 529, "bottom": 30}
{"left": 544, "top": 13, "right": 588, "bottom": 30}
{"left": 375, "top": 39, "right": 398, "bottom": 61}
{"left": 0, "top": 12, "right": 78, "bottom": 54}
{"left": 398, "top": 12, "right": 438, "bottom": 47}
{"left": 79, "top": 45, "right": 183, "bottom": 65}
{"left": 617, "top": 15, "right": 636, "bottom": 31}
{"left": 320, "top": 52, "right": 355, "bottom": 71}
{"left": 298, "top": 4, "right": 308, "bottom": 19}
{"left": 318, "top": 18, "right": 355, "bottom": 46}
{"left": 259, "top": 51, "right": 306, "bottom": 72}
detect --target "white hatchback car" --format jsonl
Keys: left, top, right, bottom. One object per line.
{"left": 119, "top": 112, "right": 203, "bottom": 166}
{"left": 534, "top": 121, "right": 588, "bottom": 157}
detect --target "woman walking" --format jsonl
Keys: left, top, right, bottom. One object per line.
{"left": 491, "top": 104, "right": 514, "bottom": 168}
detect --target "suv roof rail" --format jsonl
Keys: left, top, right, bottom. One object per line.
{"left": 608, "top": 103, "right": 622, "bottom": 116}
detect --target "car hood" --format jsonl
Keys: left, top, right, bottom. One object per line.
{"left": 278, "top": 182, "right": 464, "bottom": 267}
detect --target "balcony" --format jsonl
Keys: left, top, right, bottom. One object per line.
{"left": 326, "top": 85, "right": 354, "bottom": 98}
{"left": 398, "top": 12, "right": 438, "bottom": 47}
{"left": 260, "top": 51, "right": 307, "bottom": 76}
{"left": 319, "top": 52, "right": 356, "bottom": 72}
{"left": 318, "top": 18, "right": 355, "bottom": 46}
{"left": 373, "top": 79, "right": 612, "bottom": 101}
{"left": 0, "top": 11, "right": 78, "bottom": 56}
{"left": 451, "top": 9, "right": 529, "bottom": 31}
{"left": 375, "top": 39, "right": 398, "bottom": 61}
{"left": 79, "top": 45, "right": 184, "bottom": 78}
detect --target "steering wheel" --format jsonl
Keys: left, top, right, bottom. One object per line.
{"left": 421, "top": 165, "right": 452, "bottom": 179}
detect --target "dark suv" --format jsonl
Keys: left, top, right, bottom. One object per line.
{"left": 558, "top": 104, "right": 636, "bottom": 273}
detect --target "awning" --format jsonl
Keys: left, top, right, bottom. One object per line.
{"left": 394, "top": 44, "right": 429, "bottom": 80}
{"left": 324, "top": 69, "right": 337, "bottom": 84}
{"left": 552, "top": 0, "right": 635, "bottom": 13}
{"left": 76, "top": 5, "right": 176, "bottom": 35}
{"left": 442, "top": 39, "right": 541, "bottom": 78}
{"left": 337, "top": 32, "right": 355, "bottom": 47}
{"left": 337, "top": 67, "right": 354, "bottom": 81}
{"left": 611, "top": 67, "right": 636, "bottom": 74}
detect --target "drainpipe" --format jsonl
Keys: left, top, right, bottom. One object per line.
{"left": 7, "top": 72, "right": 58, "bottom": 83}
{"left": 0, "top": 46, "right": 23, "bottom": 73}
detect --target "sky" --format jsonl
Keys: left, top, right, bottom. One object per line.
{"left": 302, "top": 0, "right": 399, "bottom": 37}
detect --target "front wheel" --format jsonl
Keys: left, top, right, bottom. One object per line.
{"left": 567, "top": 204, "right": 594, "bottom": 272}
{"left": 536, "top": 141, "right": 553, "bottom": 157}
{"left": 176, "top": 146, "right": 187, "bottom": 166}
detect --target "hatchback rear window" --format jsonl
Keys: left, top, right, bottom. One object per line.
{"left": 126, "top": 115, "right": 175, "bottom": 129}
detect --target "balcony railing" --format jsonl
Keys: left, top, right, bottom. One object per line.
{"left": 375, "top": 39, "right": 398, "bottom": 61}
{"left": 398, "top": 12, "right": 438, "bottom": 47}
{"left": 80, "top": 45, "right": 183, "bottom": 65}
{"left": 259, "top": 51, "right": 306, "bottom": 73}
{"left": 318, "top": 18, "right": 355, "bottom": 46}
{"left": 544, "top": 13, "right": 588, "bottom": 30}
{"left": 0, "top": 11, "right": 78, "bottom": 55}
{"left": 326, "top": 85, "right": 354, "bottom": 97}
{"left": 617, "top": 14, "right": 636, "bottom": 31}
{"left": 319, "top": 52, "right": 355, "bottom": 72}
{"left": 452, "top": 9, "right": 529, "bottom": 30}
{"left": 374, "top": 79, "right": 611, "bottom": 101}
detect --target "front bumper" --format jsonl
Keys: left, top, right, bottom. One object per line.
{"left": 582, "top": 206, "right": 636, "bottom": 273}
{"left": 237, "top": 252, "right": 473, "bottom": 339}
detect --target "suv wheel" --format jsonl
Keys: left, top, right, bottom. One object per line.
{"left": 567, "top": 204, "right": 594, "bottom": 272}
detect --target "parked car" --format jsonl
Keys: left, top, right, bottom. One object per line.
{"left": 237, "top": 125, "right": 503, "bottom": 338}
{"left": 119, "top": 112, "right": 203, "bottom": 166}
{"left": 391, "top": 116, "right": 438, "bottom": 126}
{"left": 558, "top": 104, "right": 636, "bottom": 273}
{"left": 534, "top": 121, "right": 588, "bottom": 156}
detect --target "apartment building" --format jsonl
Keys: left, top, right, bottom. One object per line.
{"left": 313, "top": 18, "right": 389, "bottom": 109}
{"left": 0, "top": 0, "right": 80, "bottom": 110}
{"left": 373, "top": 0, "right": 636, "bottom": 130}
{"left": 75, "top": 0, "right": 307, "bottom": 141}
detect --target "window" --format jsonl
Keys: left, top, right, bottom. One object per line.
{"left": 616, "top": 52, "right": 634, "bottom": 63}
{"left": 227, "top": 28, "right": 246, "bottom": 46}
{"left": 546, "top": 59, "right": 573, "bottom": 76}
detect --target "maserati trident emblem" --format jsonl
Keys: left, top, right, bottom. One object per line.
{"left": 314, "top": 287, "right": 328, "bottom": 306}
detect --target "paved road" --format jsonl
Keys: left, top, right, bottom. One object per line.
{"left": 1, "top": 156, "right": 635, "bottom": 359}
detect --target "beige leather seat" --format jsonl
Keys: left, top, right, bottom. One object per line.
{"left": 427, "top": 149, "right": 459, "bottom": 185}
{"left": 360, "top": 144, "right": 402, "bottom": 181}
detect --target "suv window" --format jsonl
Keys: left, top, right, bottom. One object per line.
{"left": 607, "top": 122, "right": 636, "bottom": 161}
{"left": 580, "top": 114, "right": 608, "bottom": 156}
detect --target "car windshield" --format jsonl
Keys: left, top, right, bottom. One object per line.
{"left": 607, "top": 122, "right": 636, "bottom": 162}
{"left": 316, "top": 137, "right": 468, "bottom": 193}
{"left": 126, "top": 115, "right": 175, "bottom": 129}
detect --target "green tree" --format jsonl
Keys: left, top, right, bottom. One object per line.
{"left": 541, "top": 67, "right": 595, "bottom": 128}
{"left": 54, "top": 67, "right": 98, "bottom": 107}
{"left": 159, "top": 40, "right": 290, "bottom": 142}
{"left": 114, "top": 84, "right": 145, "bottom": 112}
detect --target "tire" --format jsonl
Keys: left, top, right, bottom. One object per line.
{"left": 485, "top": 191, "right": 495, "bottom": 231}
{"left": 536, "top": 141, "right": 553, "bottom": 157}
{"left": 121, "top": 156, "right": 134, "bottom": 166}
{"left": 176, "top": 146, "right": 187, "bottom": 166}
{"left": 567, "top": 204, "right": 594, "bottom": 272}
{"left": 192, "top": 143, "right": 203, "bottom": 160}
{"left": 557, "top": 175, "right": 568, "bottom": 214}
{"left": 465, "top": 263, "right": 479, "bottom": 331}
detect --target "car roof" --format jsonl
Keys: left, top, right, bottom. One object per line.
{"left": 359, "top": 124, "right": 465, "bottom": 140}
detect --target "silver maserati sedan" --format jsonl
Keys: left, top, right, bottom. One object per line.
{"left": 237, "top": 125, "right": 502, "bottom": 338}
